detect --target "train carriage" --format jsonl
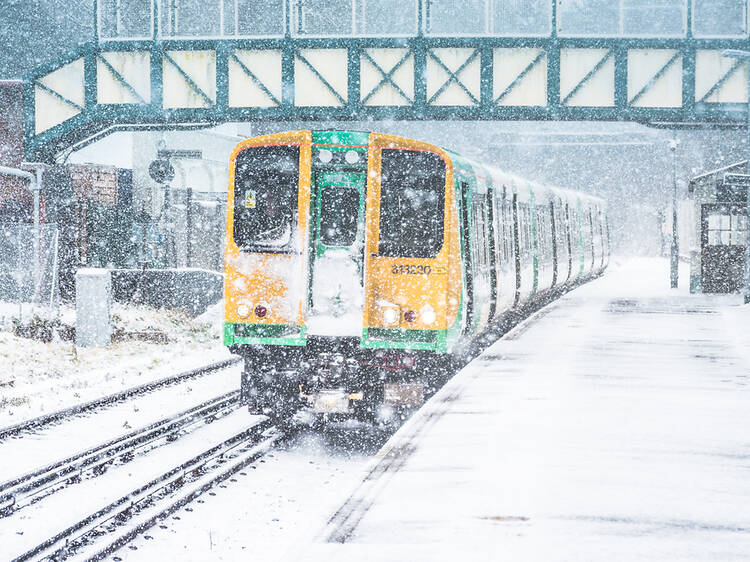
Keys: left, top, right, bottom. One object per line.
{"left": 224, "top": 130, "right": 608, "bottom": 420}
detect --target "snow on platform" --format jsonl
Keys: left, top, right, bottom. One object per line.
{"left": 299, "top": 257, "right": 750, "bottom": 562}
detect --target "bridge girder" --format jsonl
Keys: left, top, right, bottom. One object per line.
{"left": 25, "top": 36, "right": 750, "bottom": 161}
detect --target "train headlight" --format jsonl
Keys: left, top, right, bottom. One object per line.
{"left": 254, "top": 304, "right": 269, "bottom": 318}
{"left": 318, "top": 149, "right": 333, "bottom": 163}
{"left": 236, "top": 304, "right": 250, "bottom": 318}
{"left": 382, "top": 307, "right": 399, "bottom": 326}
{"left": 421, "top": 305, "right": 436, "bottom": 325}
{"left": 403, "top": 310, "right": 417, "bottom": 323}
{"left": 345, "top": 150, "right": 360, "bottom": 164}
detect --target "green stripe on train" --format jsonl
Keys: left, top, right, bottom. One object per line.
{"left": 224, "top": 323, "right": 306, "bottom": 346}
{"left": 361, "top": 328, "right": 448, "bottom": 352}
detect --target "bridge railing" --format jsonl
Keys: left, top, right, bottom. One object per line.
{"left": 95, "top": 0, "right": 748, "bottom": 41}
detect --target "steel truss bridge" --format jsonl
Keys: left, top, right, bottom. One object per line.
{"left": 24, "top": 0, "right": 750, "bottom": 161}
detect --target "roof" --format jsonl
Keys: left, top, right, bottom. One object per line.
{"left": 690, "top": 160, "right": 748, "bottom": 183}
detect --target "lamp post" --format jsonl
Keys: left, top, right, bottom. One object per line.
{"left": 669, "top": 137, "right": 679, "bottom": 288}
{"left": 722, "top": 49, "right": 750, "bottom": 304}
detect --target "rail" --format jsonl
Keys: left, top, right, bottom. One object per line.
{"left": 0, "top": 390, "right": 240, "bottom": 517}
{"left": 0, "top": 356, "right": 241, "bottom": 440}
{"left": 12, "top": 417, "right": 282, "bottom": 561}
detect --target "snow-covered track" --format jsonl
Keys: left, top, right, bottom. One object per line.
{"left": 10, "top": 417, "right": 284, "bottom": 562}
{"left": 0, "top": 357, "right": 241, "bottom": 440}
{"left": 0, "top": 390, "right": 240, "bottom": 518}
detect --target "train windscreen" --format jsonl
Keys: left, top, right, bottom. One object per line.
{"left": 233, "top": 145, "right": 300, "bottom": 252}
{"left": 378, "top": 149, "right": 446, "bottom": 258}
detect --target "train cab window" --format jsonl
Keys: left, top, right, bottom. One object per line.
{"left": 378, "top": 149, "right": 446, "bottom": 258}
{"left": 319, "top": 186, "right": 360, "bottom": 246}
{"left": 233, "top": 145, "right": 300, "bottom": 252}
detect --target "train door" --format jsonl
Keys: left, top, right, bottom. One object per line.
{"left": 485, "top": 190, "right": 498, "bottom": 321}
{"left": 516, "top": 191, "right": 534, "bottom": 303}
{"left": 459, "top": 180, "right": 475, "bottom": 336}
{"left": 535, "top": 197, "right": 555, "bottom": 293}
{"left": 597, "top": 206, "right": 606, "bottom": 271}
{"left": 512, "top": 193, "right": 522, "bottom": 306}
{"left": 588, "top": 208, "right": 596, "bottom": 271}
{"left": 490, "top": 187, "right": 513, "bottom": 313}
{"left": 550, "top": 200, "right": 558, "bottom": 288}
{"left": 564, "top": 202, "right": 573, "bottom": 282}
{"left": 574, "top": 199, "right": 585, "bottom": 278}
{"left": 470, "top": 186, "right": 492, "bottom": 331}
{"left": 307, "top": 171, "right": 366, "bottom": 335}
{"left": 701, "top": 203, "right": 746, "bottom": 293}
{"left": 552, "top": 197, "right": 569, "bottom": 286}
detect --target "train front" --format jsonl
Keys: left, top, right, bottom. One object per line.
{"left": 224, "top": 130, "right": 461, "bottom": 419}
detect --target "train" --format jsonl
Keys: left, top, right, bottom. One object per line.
{"left": 224, "top": 130, "right": 609, "bottom": 420}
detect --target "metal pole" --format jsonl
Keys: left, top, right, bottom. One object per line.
{"left": 22, "top": 163, "right": 49, "bottom": 299}
{"left": 670, "top": 138, "right": 679, "bottom": 288}
{"left": 745, "top": 61, "right": 750, "bottom": 304}
{"left": 33, "top": 167, "right": 42, "bottom": 296}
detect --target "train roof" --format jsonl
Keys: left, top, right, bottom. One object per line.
{"left": 446, "top": 149, "right": 606, "bottom": 209}
{"left": 305, "top": 130, "right": 606, "bottom": 208}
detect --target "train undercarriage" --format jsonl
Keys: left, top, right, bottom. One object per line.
{"left": 232, "top": 339, "right": 455, "bottom": 422}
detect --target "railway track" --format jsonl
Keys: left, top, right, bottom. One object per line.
{"left": 0, "top": 357, "right": 241, "bottom": 441}
{"left": 2, "top": 403, "right": 285, "bottom": 561}
{"left": 0, "top": 390, "right": 241, "bottom": 518}
{"left": 16, "top": 420, "right": 281, "bottom": 562}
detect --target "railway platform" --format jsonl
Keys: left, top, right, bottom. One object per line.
{"left": 300, "top": 257, "right": 750, "bottom": 562}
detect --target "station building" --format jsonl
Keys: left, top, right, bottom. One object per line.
{"left": 684, "top": 162, "right": 748, "bottom": 293}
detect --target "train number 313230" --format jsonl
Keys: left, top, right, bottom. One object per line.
{"left": 391, "top": 264, "right": 431, "bottom": 275}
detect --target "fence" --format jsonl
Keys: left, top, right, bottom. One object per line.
{"left": 0, "top": 223, "right": 60, "bottom": 323}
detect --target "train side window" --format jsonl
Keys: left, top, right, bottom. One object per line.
{"left": 527, "top": 208, "right": 533, "bottom": 252}
{"left": 471, "top": 198, "right": 489, "bottom": 268}
{"left": 538, "top": 205, "right": 552, "bottom": 259}
{"left": 481, "top": 200, "right": 491, "bottom": 266}
{"left": 233, "top": 145, "right": 300, "bottom": 252}
{"left": 535, "top": 206, "right": 545, "bottom": 257}
{"left": 520, "top": 205, "right": 532, "bottom": 254}
{"left": 378, "top": 149, "right": 446, "bottom": 258}
{"left": 492, "top": 195, "right": 504, "bottom": 264}
{"left": 505, "top": 200, "right": 513, "bottom": 261}
{"left": 562, "top": 206, "right": 567, "bottom": 247}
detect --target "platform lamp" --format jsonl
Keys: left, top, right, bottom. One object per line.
{"left": 722, "top": 49, "right": 750, "bottom": 304}
{"left": 669, "top": 136, "right": 680, "bottom": 289}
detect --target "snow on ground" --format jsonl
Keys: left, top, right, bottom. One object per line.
{"left": 0, "top": 300, "right": 232, "bottom": 427}
{"left": 297, "top": 257, "right": 750, "bottom": 562}
{"left": 111, "top": 424, "right": 393, "bottom": 562}
{"left": 4, "top": 256, "right": 750, "bottom": 562}
{"left": 0, "top": 364, "right": 242, "bottom": 484}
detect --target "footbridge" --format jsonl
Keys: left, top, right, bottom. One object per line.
{"left": 25, "top": 0, "right": 750, "bottom": 161}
